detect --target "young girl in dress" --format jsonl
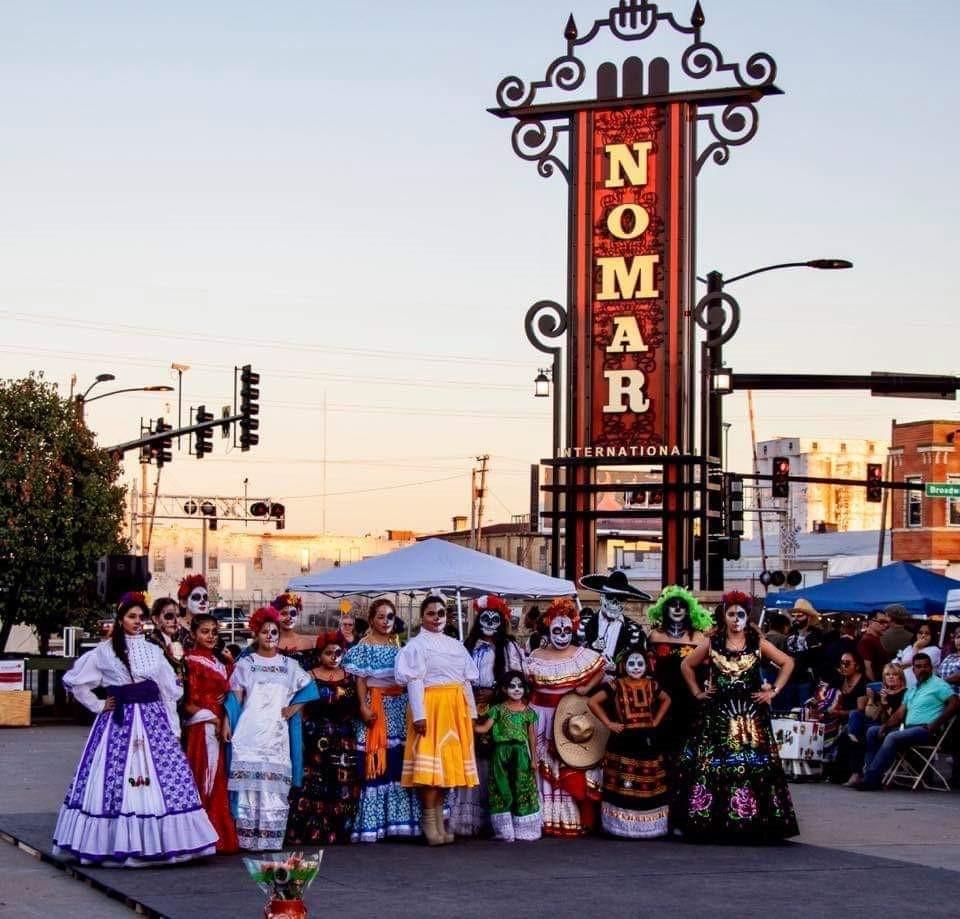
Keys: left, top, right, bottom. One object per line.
{"left": 474, "top": 670, "right": 541, "bottom": 842}
{"left": 227, "top": 607, "right": 312, "bottom": 851}
{"left": 53, "top": 593, "right": 218, "bottom": 866}
{"left": 588, "top": 642, "right": 672, "bottom": 839}
{"left": 182, "top": 613, "right": 238, "bottom": 854}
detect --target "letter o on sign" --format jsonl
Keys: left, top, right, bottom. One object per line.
{"left": 606, "top": 203, "right": 650, "bottom": 240}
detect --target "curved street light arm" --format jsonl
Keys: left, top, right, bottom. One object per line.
{"left": 84, "top": 386, "right": 173, "bottom": 404}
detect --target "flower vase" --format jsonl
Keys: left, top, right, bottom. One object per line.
{"left": 264, "top": 898, "right": 308, "bottom": 919}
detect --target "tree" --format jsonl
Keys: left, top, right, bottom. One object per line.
{"left": 0, "top": 373, "right": 126, "bottom": 653}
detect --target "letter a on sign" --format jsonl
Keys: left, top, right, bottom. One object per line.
{"left": 602, "top": 371, "right": 650, "bottom": 414}
{"left": 606, "top": 316, "right": 649, "bottom": 354}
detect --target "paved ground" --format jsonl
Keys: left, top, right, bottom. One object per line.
{"left": 1, "top": 726, "right": 959, "bottom": 918}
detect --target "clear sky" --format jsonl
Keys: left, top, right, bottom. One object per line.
{"left": 2, "top": 1, "right": 957, "bottom": 536}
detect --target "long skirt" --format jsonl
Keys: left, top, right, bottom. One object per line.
{"left": 401, "top": 684, "right": 478, "bottom": 789}
{"left": 679, "top": 697, "right": 799, "bottom": 841}
{"left": 531, "top": 696, "right": 601, "bottom": 837}
{"left": 183, "top": 719, "right": 238, "bottom": 854}
{"left": 228, "top": 682, "right": 293, "bottom": 851}
{"left": 351, "top": 691, "right": 421, "bottom": 842}
{"left": 488, "top": 740, "right": 542, "bottom": 842}
{"left": 53, "top": 700, "right": 218, "bottom": 866}
{"left": 600, "top": 727, "right": 669, "bottom": 839}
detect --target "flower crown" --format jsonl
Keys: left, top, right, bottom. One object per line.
{"left": 177, "top": 573, "right": 207, "bottom": 601}
{"left": 473, "top": 594, "right": 511, "bottom": 616}
{"left": 272, "top": 592, "right": 303, "bottom": 612}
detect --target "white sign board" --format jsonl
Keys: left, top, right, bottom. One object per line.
{"left": 0, "top": 659, "right": 25, "bottom": 692}
{"left": 220, "top": 562, "right": 247, "bottom": 592}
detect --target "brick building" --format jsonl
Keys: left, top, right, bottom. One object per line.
{"left": 889, "top": 420, "right": 960, "bottom": 578}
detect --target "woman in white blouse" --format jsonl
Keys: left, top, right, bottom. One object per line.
{"left": 395, "top": 594, "right": 480, "bottom": 845}
{"left": 53, "top": 593, "right": 218, "bottom": 866}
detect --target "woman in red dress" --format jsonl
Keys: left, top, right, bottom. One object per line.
{"left": 183, "top": 613, "right": 239, "bottom": 853}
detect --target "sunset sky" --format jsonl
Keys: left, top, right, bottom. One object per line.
{"left": 2, "top": 1, "right": 957, "bottom": 535}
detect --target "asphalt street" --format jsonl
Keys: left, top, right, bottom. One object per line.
{"left": 1, "top": 725, "right": 958, "bottom": 918}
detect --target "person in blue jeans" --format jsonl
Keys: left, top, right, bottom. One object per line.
{"left": 856, "top": 653, "right": 958, "bottom": 790}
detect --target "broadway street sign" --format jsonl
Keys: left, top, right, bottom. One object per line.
{"left": 925, "top": 483, "right": 960, "bottom": 498}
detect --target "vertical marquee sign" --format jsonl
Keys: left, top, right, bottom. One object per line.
{"left": 495, "top": 1, "right": 780, "bottom": 584}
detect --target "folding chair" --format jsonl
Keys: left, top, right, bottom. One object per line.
{"left": 883, "top": 716, "right": 957, "bottom": 791}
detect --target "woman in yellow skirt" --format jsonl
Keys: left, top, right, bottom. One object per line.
{"left": 395, "top": 594, "right": 480, "bottom": 845}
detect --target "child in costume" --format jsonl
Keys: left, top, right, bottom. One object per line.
{"left": 182, "top": 613, "right": 238, "bottom": 853}
{"left": 474, "top": 670, "right": 541, "bottom": 842}
{"left": 588, "top": 641, "right": 671, "bottom": 838}
{"left": 227, "top": 607, "right": 313, "bottom": 850}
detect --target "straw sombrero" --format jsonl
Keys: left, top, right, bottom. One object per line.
{"left": 553, "top": 691, "right": 610, "bottom": 769}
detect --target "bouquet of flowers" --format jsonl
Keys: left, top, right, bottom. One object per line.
{"left": 243, "top": 851, "right": 323, "bottom": 917}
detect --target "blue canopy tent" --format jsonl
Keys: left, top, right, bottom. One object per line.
{"left": 765, "top": 561, "right": 960, "bottom": 617}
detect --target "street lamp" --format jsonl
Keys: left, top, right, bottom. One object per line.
{"left": 77, "top": 381, "right": 174, "bottom": 421}
{"left": 171, "top": 363, "right": 190, "bottom": 448}
{"left": 696, "top": 257, "right": 853, "bottom": 590}
{"left": 534, "top": 368, "right": 552, "bottom": 398}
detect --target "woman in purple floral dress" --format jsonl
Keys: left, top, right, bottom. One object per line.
{"left": 677, "top": 591, "right": 798, "bottom": 842}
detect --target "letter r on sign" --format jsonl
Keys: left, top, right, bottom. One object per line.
{"left": 602, "top": 371, "right": 650, "bottom": 415}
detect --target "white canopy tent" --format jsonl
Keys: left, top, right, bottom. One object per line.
{"left": 287, "top": 538, "right": 577, "bottom": 639}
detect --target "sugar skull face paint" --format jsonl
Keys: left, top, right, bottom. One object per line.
{"left": 549, "top": 616, "right": 575, "bottom": 650}
{"left": 666, "top": 597, "right": 689, "bottom": 623}
{"left": 505, "top": 676, "right": 525, "bottom": 701}
{"left": 624, "top": 652, "right": 647, "bottom": 679}
{"left": 371, "top": 605, "right": 395, "bottom": 635}
{"left": 259, "top": 622, "right": 280, "bottom": 648}
{"left": 599, "top": 595, "right": 624, "bottom": 620}
{"left": 478, "top": 610, "right": 502, "bottom": 637}
{"left": 726, "top": 606, "right": 748, "bottom": 633}
{"left": 187, "top": 590, "right": 209, "bottom": 617}
{"left": 279, "top": 607, "right": 299, "bottom": 629}
{"left": 321, "top": 644, "right": 343, "bottom": 668}
{"left": 422, "top": 602, "right": 446, "bottom": 633}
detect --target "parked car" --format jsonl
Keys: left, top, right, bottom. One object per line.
{"left": 213, "top": 607, "right": 250, "bottom": 638}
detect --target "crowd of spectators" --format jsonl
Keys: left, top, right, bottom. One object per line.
{"left": 765, "top": 603, "right": 960, "bottom": 790}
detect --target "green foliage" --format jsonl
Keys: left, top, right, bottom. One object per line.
{"left": 0, "top": 373, "right": 127, "bottom": 651}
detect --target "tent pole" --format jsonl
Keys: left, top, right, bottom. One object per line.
{"left": 939, "top": 611, "right": 950, "bottom": 649}
{"left": 456, "top": 589, "right": 464, "bottom": 641}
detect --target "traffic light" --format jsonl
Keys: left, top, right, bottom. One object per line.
{"left": 866, "top": 463, "right": 883, "bottom": 503}
{"left": 240, "top": 364, "right": 260, "bottom": 451}
{"left": 195, "top": 405, "right": 214, "bottom": 458}
{"left": 771, "top": 456, "right": 790, "bottom": 498}
{"left": 154, "top": 418, "right": 173, "bottom": 468}
{"left": 271, "top": 502, "right": 286, "bottom": 530}
{"left": 725, "top": 473, "right": 744, "bottom": 537}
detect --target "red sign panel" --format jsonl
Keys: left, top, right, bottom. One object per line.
{"left": 569, "top": 102, "right": 691, "bottom": 454}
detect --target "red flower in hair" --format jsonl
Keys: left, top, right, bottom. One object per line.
{"left": 473, "top": 595, "right": 510, "bottom": 616}
{"left": 542, "top": 597, "right": 579, "bottom": 633}
{"left": 720, "top": 590, "right": 753, "bottom": 612}
{"left": 249, "top": 606, "right": 281, "bottom": 636}
{"left": 177, "top": 573, "right": 208, "bottom": 602}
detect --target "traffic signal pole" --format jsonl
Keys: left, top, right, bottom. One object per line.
{"left": 105, "top": 413, "right": 244, "bottom": 457}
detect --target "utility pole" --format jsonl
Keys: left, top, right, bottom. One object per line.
{"left": 474, "top": 454, "right": 490, "bottom": 552}
{"left": 470, "top": 468, "right": 478, "bottom": 549}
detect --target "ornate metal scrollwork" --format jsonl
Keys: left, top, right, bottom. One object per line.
{"left": 524, "top": 300, "right": 569, "bottom": 356}
{"left": 692, "top": 289, "right": 740, "bottom": 347}
{"left": 511, "top": 120, "right": 570, "bottom": 180}
{"left": 493, "top": 1, "right": 780, "bottom": 178}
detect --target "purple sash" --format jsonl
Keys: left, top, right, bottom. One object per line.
{"left": 106, "top": 679, "right": 161, "bottom": 724}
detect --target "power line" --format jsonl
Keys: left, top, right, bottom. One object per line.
{"left": 0, "top": 345, "right": 533, "bottom": 392}
{"left": 0, "top": 309, "right": 532, "bottom": 367}
{"left": 276, "top": 473, "right": 466, "bottom": 499}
